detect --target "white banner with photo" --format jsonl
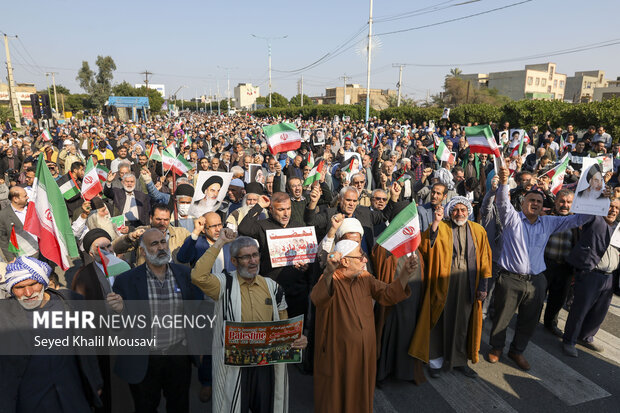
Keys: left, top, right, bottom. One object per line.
{"left": 266, "top": 227, "right": 318, "bottom": 268}
{"left": 570, "top": 157, "right": 610, "bottom": 216}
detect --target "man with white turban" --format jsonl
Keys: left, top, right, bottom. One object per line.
{"left": 311, "top": 240, "right": 417, "bottom": 413}
{"left": 408, "top": 196, "right": 492, "bottom": 379}
{"left": 0, "top": 256, "right": 104, "bottom": 412}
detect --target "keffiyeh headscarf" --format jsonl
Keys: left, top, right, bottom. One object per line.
{"left": 445, "top": 196, "right": 473, "bottom": 218}
{"left": 1, "top": 256, "right": 52, "bottom": 295}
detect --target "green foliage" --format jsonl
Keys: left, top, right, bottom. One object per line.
{"left": 65, "top": 94, "right": 94, "bottom": 111}
{"left": 289, "top": 94, "right": 314, "bottom": 106}
{"left": 264, "top": 93, "right": 288, "bottom": 108}
{"left": 0, "top": 105, "right": 14, "bottom": 125}
{"left": 380, "top": 106, "right": 443, "bottom": 124}
{"left": 111, "top": 82, "right": 164, "bottom": 112}
{"left": 76, "top": 55, "right": 117, "bottom": 109}
{"left": 386, "top": 94, "right": 419, "bottom": 108}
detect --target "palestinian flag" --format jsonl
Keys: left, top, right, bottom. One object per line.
{"left": 58, "top": 174, "right": 81, "bottom": 200}
{"left": 397, "top": 173, "right": 411, "bottom": 183}
{"left": 24, "top": 154, "right": 79, "bottom": 270}
{"left": 81, "top": 157, "right": 103, "bottom": 201}
{"left": 376, "top": 202, "right": 421, "bottom": 258}
{"left": 148, "top": 144, "right": 162, "bottom": 162}
{"left": 8, "top": 224, "right": 21, "bottom": 255}
{"left": 436, "top": 141, "right": 455, "bottom": 163}
{"left": 465, "top": 125, "right": 501, "bottom": 158}
{"left": 96, "top": 164, "right": 109, "bottom": 184}
{"left": 542, "top": 154, "right": 570, "bottom": 195}
{"left": 342, "top": 157, "right": 356, "bottom": 173}
{"left": 166, "top": 141, "right": 177, "bottom": 158}
{"left": 263, "top": 123, "right": 302, "bottom": 155}
{"left": 41, "top": 128, "right": 52, "bottom": 142}
{"left": 306, "top": 151, "right": 315, "bottom": 168}
{"left": 303, "top": 160, "right": 325, "bottom": 186}
{"left": 109, "top": 215, "right": 125, "bottom": 230}
{"left": 163, "top": 150, "right": 192, "bottom": 176}
{"left": 98, "top": 247, "right": 131, "bottom": 279}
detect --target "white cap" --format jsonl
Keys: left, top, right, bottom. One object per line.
{"left": 336, "top": 218, "right": 364, "bottom": 239}
{"left": 334, "top": 240, "right": 359, "bottom": 258}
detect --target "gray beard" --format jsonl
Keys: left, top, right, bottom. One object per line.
{"left": 237, "top": 266, "right": 259, "bottom": 280}
{"left": 452, "top": 218, "right": 467, "bottom": 227}
{"left": 18, "top": 289, "right": 45, "bottom": 310}
{"left": 145, "top": 250, "right": 171, "bottom": 266}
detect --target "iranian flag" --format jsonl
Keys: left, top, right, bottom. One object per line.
{"left": 303, "top": 160, "right": 324, "bottom": 186}
{"left": 97, "top": 248, "right": 131, "bottom": 280}
{"left": 81, "top": 157, "right": 103, "bottom": 201}
{"left": 41, "top": 128, "right": 52, "bottom": 142}
{"left": 263, "top": 123, "right": 301, "bottom": 155}
{"left": 166, "top": 141, "right": 177, "bottom": 157}
{"left": 24, "top": 154, "right": 79, "bottom": 270}
{"left": 371, "top": 131, "right": 379, "bottom": 148}
{"left": 58, "top": 175, "right": 81, "bottom": 200}
{"left": 163, "top": 150, "right": 192, "bottom": 176}
{"left": 181, "top": 134, "right": 192, "bottom": 148}
{"left": 542, "top": 154, "right": 570, "bottom": 195}
{"left": 306, "top": 151, "right": 315, "bottom": 168}
{"left": 376, "top": 201, "right": 421, "bottom": 258}
{"left": 436, "top": 141, "right": 455, "bottom": 163}
{"left": 96, "top": 164, "right": 109, "bottom": 184}
{"left": 148, "top": 144, "right": 162, "bottom": 162}
{"left": 8, "top": 224, "right": 21, "bottom": 256}
{"left": 466, "top": 125, "right": 502, "bottom": 158}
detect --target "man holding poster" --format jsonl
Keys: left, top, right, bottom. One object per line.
{"left": 191, "top": 229, "right": 308, "bottom": 413}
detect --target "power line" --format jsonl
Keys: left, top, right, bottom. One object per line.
{"left": 374, "top": 0, "right": 533, "bottom": 37}
{"left": 374, "top": 0, "right": 481, "bottom": 24}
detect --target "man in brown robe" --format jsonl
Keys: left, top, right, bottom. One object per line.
{"left": 311, "top": 239, "right": 417, "bottom": 413}
{"left": 408, "top": 196, "right": 492, "bottom": 378}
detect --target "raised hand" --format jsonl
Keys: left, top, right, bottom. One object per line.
{"left": 193, "top": 216, "right": 206, "bottom": 236}
{"left": 218, "top": 227, "right": 237, "bottom": 244}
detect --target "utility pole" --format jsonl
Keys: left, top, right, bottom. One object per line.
{"left": 297, "top": 76, "right": 305, "bottom": 107}
{"left": 392, "top": 64, "right": 405, "bottom": 107}
{"left": 339, "top": 74, "right": 351, "bottom": 105}
{"left": 364, "top": 0, "right": 374, "bottom": 123}
{"left": 195, "top": 89, "right": 198, "bottom": 111}
{"left": 251, "top": 34, "right": 288, "bottom": 108}
{"left": 217, "top": 80, "right": 221, "bottom": 115}
{"left": 4, "top": 34, "right": 21, "bottom": 128}
{"left": 44, "top": 72, "right": 60, "bottom": 114}
{"left": 141, "top": 70, "right": 152, "bottom": 95}
{"left": 209, "top": 87, "right": 213, "bottom": 113}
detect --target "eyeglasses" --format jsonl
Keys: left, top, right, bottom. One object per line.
{"left": 346, "top": 255, "right": 367, "bottom": 262}
{"left": 236, "top": 252, "right": 260, "bottom": 261}
{"left": 206, "top": 223, "right": 223, "bottom": 229}
{"left": 352, "top": 180, "right": 365, "bottom": 185}
{"left": 373, "top": 197, "right": 387, "bottom": 201}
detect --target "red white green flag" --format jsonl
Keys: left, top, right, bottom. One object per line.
{"left": 263, "top": 123, "right": 302, "bottom": 155}
{"left": 181, "top": 134, "right": 192, "bottom": 148}
{"left": 41, "top": 128, "right": 52, "bottom": 142}
{"left": 376, "top": 201, "right": 421, "bottom": 258}
{"left": 306, "top": 151, "right": 315, "bottom": 168}
{"left": 24, "top": 154, "right": 79, "bottom": 270}
{"left": 342, "top": 157, "right": 356, "bottom": 173}
{"left": 436, "top": 141, "right": 455, "bottom": 163}
{"left": 371, "top": 131, "right": 379, "bottom": 148}
{"left": 163, "top": 150, "right": 192, "bottom": 176}
{"left": 465, "top": 125, "right": 502, "bottom": 158}
{"left": 81, "top": 157, "right": 103, "bottom": 201}
{"left": 542, "top": 154, "right": 570, "bottom": 195}
{"left": 96, "top": 164, "right": 109, "bottom": 184}
{"left": 148, "top": 144, "right": 162, "bottom": 162}
{"left": 98, "top": 247, "right": 131, "bottom": 279}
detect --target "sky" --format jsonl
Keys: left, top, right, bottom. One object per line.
{"left": 2, "top": 0, "right": 619, "bottom": 103}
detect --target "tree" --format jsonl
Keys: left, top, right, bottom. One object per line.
{"left": 289, "top": 94, "right": 313, "bottom": 106}
{"left": 111, "top": 81, "right": 135, "bottom": 97}
{"left": 447, "top": 67, "right": 462, "bottom": 79}
{"left": 76, "top": 55, "right": 117, "bottom": 109}
{"left": 264, "top": 92, "right": 288, "bottom": 108}
{"left": 386, "top": 94, "right": 419, "bottom": 108}
{"left": 110, "top": 81, "right": 164, "bottom": 112}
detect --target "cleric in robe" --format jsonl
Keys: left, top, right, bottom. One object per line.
{"left": 577, "top": 163, "right": 606, "bottom": 200}
{"left": 408, "top": 196, "right": 492, "bottom": 378}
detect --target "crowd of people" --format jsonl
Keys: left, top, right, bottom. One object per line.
{"left": 0, "top": 112, "right": 619, "bottom": 413}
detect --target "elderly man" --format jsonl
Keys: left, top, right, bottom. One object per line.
{"left": 178, "top": 211, "right": 233, "bottom": 272}
{"left": 192, "top": 229, "right": 308, "bottom": 413}
{"left": 409, "top": 197, "right": 492, "bottom": 379}
{"left": 0, "top": 256, "right": 103, "bottom": 412}
{"left": 417, "top": 182, "right": 449, "bottom": 232}
{"left": 312, "top": 240, "right": 416, "bottom": 413}
{"left": 488, "top": 167, "right": 593, "bottom": 371}
{"left": 226, "top": 182, "right": 268, "bottom": 231}
{"left": 238, "top": 192, "right": 310, "bottom": 317}
{"left": 113, "top": 228, "right": 203, "bottom": 413}
{"left": 351, "top": 173, "right": 371, "bottom": 207}
{"left": 140, "top": 169, "right": 195, "bottom": 231}
{"left": 226, "top": 178, "right": 246, "bottom": 216}
{"left": 0, "top": 186, "right": 38, "bottom": 260}
{"left": 562, "top": 198, "right": 620, "bottom": 357}
{"left": 104, "top": 170, "right": 151, "bottom": 227}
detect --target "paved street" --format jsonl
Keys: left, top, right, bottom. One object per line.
{"left": 114, "top": 295, "right": 620, "bottom": 413}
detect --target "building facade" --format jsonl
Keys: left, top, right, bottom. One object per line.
{"left": 593, "top": 77, "right": 620, "bottom": 101}
{"left": 317, "top": 84, "right": 396, "bottom": 109}
{"left": 462, "top": 63, "right": 566, "bottom": 101}
{"left": 0, "top": 82, "right": 37, "bottom": 119}
{"left": 234, "top": 83, "right": 260, "bottom": 109}
{"left": 564, "top": 71, "right": 608, "bottom": 103}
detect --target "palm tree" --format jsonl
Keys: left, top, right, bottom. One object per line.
{"left": 447, "top": 67, "right": 462, "bottom": 78}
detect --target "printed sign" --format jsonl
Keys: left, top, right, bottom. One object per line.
{"left": 266, "top": 227, "right": 318, "bottom": 268}
{"left": 570, "top": 157, "right": 610, "bottom": 216}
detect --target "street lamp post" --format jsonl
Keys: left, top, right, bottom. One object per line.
{"left": 251, "top": 34, "right": 288, "bottom": 108}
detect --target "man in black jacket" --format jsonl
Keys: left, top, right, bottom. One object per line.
{"left": 238, "top": 191, "right": 311, "bottom": 317}
{"left": 562, "top": 198, "right": 620, "bottom": 357}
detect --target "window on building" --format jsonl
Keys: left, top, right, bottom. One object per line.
{"left": 527, "top": 76, "right": 533, "bottom": 85}
{"left": 542, "top": 79, "right": 546, "bottom": 86}
{"left": 586, "top": 82, "right": 592, "bottom": 89}
{"left": 554, "top": 80, "right": 558, "bottom": 88}
{"left": 600, "top": 74, "right": 604, "bottom": 83}
{"left": 535, "top": 78, "right": 540, "bottom": 86}
{"left": 558, "top": 94, "right": 563, "bottom": 100}
{"left": 547, "top": 86, "right": 552, "bottom": 93}
{"left": 560, "top": 80, "right": 565, "bottom": 88}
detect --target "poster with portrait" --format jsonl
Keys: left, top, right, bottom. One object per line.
{"left": 301, "top": 129, "right": 311, "bottom": 142}
{"left": 247, "top": 164, "right": 266, "bottom": 185}
{"left": 441, "top": 108, "right": 450, "bottom": 119}
{"left": 343, "top": 152, "right": 361, "bottom": 173}
{"left": 508, "top": 129, "right": 525, "bottom": 148}
{"left": 570, "top": 157, "right": 610, "bottom": 216}
{"left": 266, "top": 227, "right": 318, "bottom": 268}
{"left": 499, "top": 130, "right": 510, "bottom": 147}
{"left": 189, "top": 171, "right": 233, "bottom": 217}
{"left": 313, "top": 129, "right": 325, "bottom": 146}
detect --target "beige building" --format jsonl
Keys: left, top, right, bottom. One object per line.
{"left": 234, "top": 83, "right": 260, "bottom": 109}
{"left": 318, "top": 84, "right": 396, "bottom": 110}
{"left": 565, "top": 70, "right": 608, "bottom": 103}
{"left": 0, "top": 82, "right": 37, "bottom": 119}
{"left": 593, "top": 77, "right": 620, "bottom": 101}
{"left": 462, "top": 63, "right": 567, "bottom": 101}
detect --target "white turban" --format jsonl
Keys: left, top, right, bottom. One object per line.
{"left": 1, "top": 256, "right": 52, "bottom": 295}
{"left": 445, "top": 196, "right": 473, "bottom": 218}
{"left": 336, "top": 218, "right": 364, "bottom": 239}
{"left": 334, "top": 240, "right": 359, "bottom": 258}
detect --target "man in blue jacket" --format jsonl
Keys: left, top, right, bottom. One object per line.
{"left": 562, "top": 198, "right": 620, "bottom": 357}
